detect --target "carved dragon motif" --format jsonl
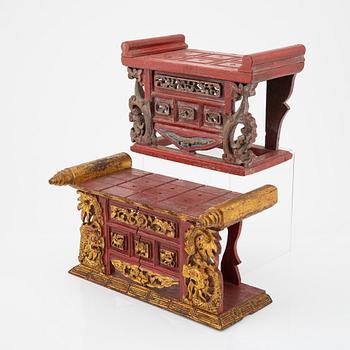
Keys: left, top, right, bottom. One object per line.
{"left": 77, "top": 192, "right": 105, "bottom": 273}
{"left": 182, "top": 226, "right": 222, "bottom": 313}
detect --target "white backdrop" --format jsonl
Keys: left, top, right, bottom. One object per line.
{"left": 1, "top": 1, "right": 349, "bottom": 349}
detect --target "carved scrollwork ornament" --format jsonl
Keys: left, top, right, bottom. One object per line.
{"left": 127, "top": 67, "right": 143, "bottom": 84}
{"left": 77, "top": 192, "right": 105, "bottom": 273}
{"left": 223, "top": 83, "right": 258, "bottom": 166}
{"left": 182, "top": 226, "right": 222, "bottom": 313}
{"left": 110, "top": 205, "right": 176, "bottom": 237}
{"left": 111, "top": 259, "right": 178, "bottom": 288}
{"left": 128, "top": 69, "right": 156, "bottom": 145}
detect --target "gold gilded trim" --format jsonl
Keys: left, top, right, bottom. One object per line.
{"left": 110, "top": 205, "right": 176, "bottom": 237}
{"left": 182, "top": 226, "right": 222, "bottom": 314}
{"left": 69, "top": 264, "right": 272, "bottom": 330}
{"left": 111, "top": 259, "right": 178, "bottom": 289}
{"left": 49, "top": 152, "right": 132, "bottom": 186}
{"left": 199, "top": 185, "right": 277, "bottom": 229}
{"left": 77, "top": 192, "right": 105, "bottom": 273}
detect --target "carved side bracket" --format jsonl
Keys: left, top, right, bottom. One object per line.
{"left": 265, "top": 74, "right": 296, "bottom": 150}
{"left": 182, "top": 226, "right": 223, "bottom": 314}
{"left": 222, "top": 83, "right": 258, "bottom": 167}
{"left": 77, "top": 192, "right": 105, "bottom": 273}
{"left": 128, "top": 67, "right": 156, "bottom": 145}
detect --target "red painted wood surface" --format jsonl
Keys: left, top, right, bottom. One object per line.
{"left": 122, "top": 34, "right": 304, "bottom": 174}
{"left": 265, "top": 74, "right": 296, "bottom": 150}
{"left": 78, "top": 168, "right": 240, "bottom": 215}
{"left": 221, "top": 222, "right": 242, "bottom": 285}
{"left": 131, "top": 143, "right": 293, "bottom": 176}
{"left": 74, "top": 168, "right": 273, "bottom": 315}
{"left": 121, "top": 34, "right": 305, "bottom": 83}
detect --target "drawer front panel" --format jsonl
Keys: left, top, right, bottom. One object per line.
{"left": 159, "top": 246, "right": 178, "bottom": 271}
{"left": 134, "top": 237, "right": 152, "bottom": 260}
{"left": 110, "top": 230, "right": 128, "bottom": 252}
{"left": 203, "top": 106, "right": 225, "bottom": 128}
{"left": 109, "top": 203, "right": 178, "bottom": 238}
{"left": 107, "top": 223, "right": 135, "bottom": 256}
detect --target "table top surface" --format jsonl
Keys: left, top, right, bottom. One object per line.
{"left": 75, "top": 168, "right": 240, "bottom": 218}
{"left": 121, "top": 34, "right": 305, "bottom": 83}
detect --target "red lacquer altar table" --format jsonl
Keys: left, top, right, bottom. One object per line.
{"left": 121, "top": 34, "right": 305, "bottom": 175}
{"left": 49, "top": 153, "right": 277, "bottom": 329}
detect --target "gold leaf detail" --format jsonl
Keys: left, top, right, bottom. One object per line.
{"left": 160, "top": 249, "right": 176, "bottom": 268}
{"left": 110, "top": 205, "right": 176, "bottom": 237}
{"left": 135, "top": 240, "right": 150, "bottom": 258}
{"left": 77, "top": 192, "right": 105, "bottom": 273}
{"left": 111, "top": 259, "right": 178, "bottom": 289}
{"left": 182, "top": 226, "right": 222, "bottom": 313}
{"left": 110, "top": 232, "right": 126, "bottom": 250}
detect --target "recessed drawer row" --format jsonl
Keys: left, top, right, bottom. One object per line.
{"left": 108, "top": 225, "right": 179, "bottom": 272}
{"left": 154, "top": 97, "right": 224, "bottom": 128}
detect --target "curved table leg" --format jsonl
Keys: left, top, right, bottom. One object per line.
{"left": 221, "top": 221, "right": 242, "bottom": 285}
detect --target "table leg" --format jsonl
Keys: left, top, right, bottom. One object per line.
{"left": 265, "top": 74, "right": 296, "bottom": 150}
{"left": 221, "top": 221, "right": 242, "bottom": 285}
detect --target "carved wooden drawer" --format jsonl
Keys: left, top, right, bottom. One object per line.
{"left": 176, "top": 101, "right": 199, "bottom": 125}
{"left": 154, "top": 97, "right": 173, "bottom": 120}
{"left": 133, "top": 235, "right": 153, "bottom": 261}
{"left": 109, "top": 227, "right": 129, "bottom": 255}
{"left": 158, "top": 245, "right": 178, "bottom": 271}
{"left": 203, "top": 106, "right": 225, "bottom": 128}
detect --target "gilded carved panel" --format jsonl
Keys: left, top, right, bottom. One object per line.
{"left": 110, "top": 205, "right": 176, "bottom": 238}
{"left": 182, "top": 226, "right": 222, "bottom": 314}
{"left": 159, "top": 249, "right": 177, "bottom": 268}
{"left": 110, "top": 231, "right": 126, "bottom": 251}
{"left": 135, "top": 240, "right": 150, "bottom": 259}
{"left": 111, "top": 259, "right": 178, "bottom": 289}
{"left": 77, "top": 191, "right": 105, "bottom": 273}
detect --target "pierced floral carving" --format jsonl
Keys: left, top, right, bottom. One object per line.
{"left": 182, "top": 226, "right": 222, "bottom": 313}
{"left": 110, "top": 205, "right": 177, "bottom": 238}
{"left": 155, "top": 74, "right": 221, "bottom": 97}
{"left": 77, "top": 192, "right": 105, "bottom": 273}
{"left": 223, "top": 83, "right": 258, "bottom": 166}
